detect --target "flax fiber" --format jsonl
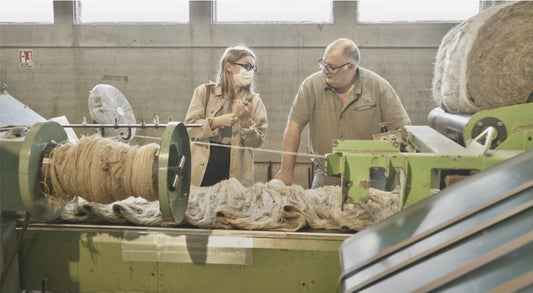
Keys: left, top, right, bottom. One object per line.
{"left": 59, "top": 178, "right": 400, "bottom": 232}
{"left": 48, "top": 137, "right": 399, "bottom": 232}
{"left": 47, "top": 135, "right": 158, "bottom": 204}
{"left": 432, "top": 1, "right": 533, "bottom": 114}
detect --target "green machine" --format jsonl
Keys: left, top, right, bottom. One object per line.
{"left": 326, "top": 103, "right": 533, "bottom": 207}
{"left": 0, "top": 88, "right": 192, "bottom": 291}
{"left": 338, "top": 142, "right": 533, "bottom": 292}
{"left": 1, "top": 89, "right": 349, "bottom": 293}
{"left": 331, "top": 102, "right": 533, "bottom": 291}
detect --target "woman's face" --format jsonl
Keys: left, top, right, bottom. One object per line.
{"left": 226, "top": 55, "right": 256, "bottom": 75}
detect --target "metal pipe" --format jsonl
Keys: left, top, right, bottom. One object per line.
{"left": 0, "top": 124, "right": 201, "bottom": 132}
{"left": 59, "top": 123, "right": 202, "bottom": 128}
{"left": 427, "top": 107, "right": 471, "bottom": 146}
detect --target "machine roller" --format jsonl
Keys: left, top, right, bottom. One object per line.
{"left": 0, "top": 120, "right": 191, "bottom": 224}
{"left": 428, "top": 103, "right": 533, "bottom": 150}
{"left": 1, "top": 84, "right": 192, "bottom": 224}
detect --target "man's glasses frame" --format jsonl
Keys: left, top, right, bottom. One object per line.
{"left": 318, "top": 59, "right": 351, "bottom": 73}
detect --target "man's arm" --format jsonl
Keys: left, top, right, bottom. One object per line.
{"left": 274, "top": 120, "right": 304, "bottom": 185}
{"left": 395, "top": 122, "right": 412, "bottom": 130}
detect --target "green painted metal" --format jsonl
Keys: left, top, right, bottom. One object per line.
{"left": 158, "top": 122, "right": 191, "bottom": 224}
{"left": 0, "top": 122, "right": 67, "bottom": 217}
{"left": 331, "top": 140, "right": 402, "bottom": 153}
{"left": 338, "top": 148, "right": 533, "bottom": 292}
{"left": 496, "top": 127, "right": 533, "bottom": 150}
{"left": 326, "top": 140, "right": 402, "bottom": 204}
{"left": 325, "top": 152, "right": 343, "bottom": 177}
{"left": 327, "top": 125, "right": 524, "bottom": 207}
{"left": 404, "top": 125, "right": 476, "bottom": 155}
{"left": 0, "top": 137, "right": 25, "bottom": 211}
{"left": 463, "top": 103, "right": 533, "bottom": 150}
{"left": 1, "top": 220, "right": 21, "bottom": 293}
{"left": 18, "top": 121, "right": 68, "bottom": 220}
{"left": 18, "top": 225, "right": 349, "bottom": 293}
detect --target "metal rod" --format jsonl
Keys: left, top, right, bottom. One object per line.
{"left": 1, "top": 123, "right": 201, "bottom": 129}
{"left": 64, "top": 123, "right": 202, "bottom": 128}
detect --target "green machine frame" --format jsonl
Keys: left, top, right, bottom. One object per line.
{"left": 326, "top": 103, "right": 533, "bottom": 207}
{"left": 18, "top": 225, "right": 349, "bottom": 292}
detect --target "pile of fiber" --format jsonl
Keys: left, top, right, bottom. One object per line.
{"left": 432, "top": 1, "right": 533, "bottom": 114}
{"left": 60, "top": 178, "right": 400, "bottom": 232}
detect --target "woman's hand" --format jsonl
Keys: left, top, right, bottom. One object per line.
{"left": 210, "top": 113, "right": 239, "bottom": 129}
{"left": 233, "top": 99, "right": 252, "bottom": 122}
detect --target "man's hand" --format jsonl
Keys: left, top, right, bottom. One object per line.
{"left": 273, "top": 120, "right": 304, "bottom": 186}
{"left": 273, "top": 169, "right": 295, "bottom": 186}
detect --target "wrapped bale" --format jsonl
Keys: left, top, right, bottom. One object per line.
{"left": 432, "top": 1, "right": 533, "bottom": 114}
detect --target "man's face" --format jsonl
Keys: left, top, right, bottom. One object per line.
{"left": 321, "top": 49, "right": 355, "bottom": 89}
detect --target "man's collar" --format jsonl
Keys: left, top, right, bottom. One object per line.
{"left": 323, "top": 67, "right": 361, "bottom": 96}
{"left": 352, "top": 67, "right": 362, "bottom": 97}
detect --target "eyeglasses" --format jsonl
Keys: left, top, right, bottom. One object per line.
{"left": 318, "top": 59, "right": 351, "bottom": 73}
{"left": 232, "top": 63, "right": 258, "bottom": 72}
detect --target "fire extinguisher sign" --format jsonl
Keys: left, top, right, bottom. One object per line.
{"left": 19, "top": 49, "right": 34, "bottom": 68}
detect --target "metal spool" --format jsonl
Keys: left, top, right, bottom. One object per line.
{"left": 19, "top": 121, "right": 68, "bottom": 220}
{"left": 13, "top": 121, "right": 190, "bottom": 224}
{"left": 158, "top": 122, "right": 191, "bottom": 224}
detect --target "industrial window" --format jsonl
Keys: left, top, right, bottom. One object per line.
{"left": 358, "top": 0, "right": 479, "bottom": 23}
{"left": 214, "top": 0, "right": 333, "bottom": 23}
{"left": 0, "top": 0, "right": 54, "bottom": 23}
{"left": 75, "top": 0, "right": 189, "bottom": 24}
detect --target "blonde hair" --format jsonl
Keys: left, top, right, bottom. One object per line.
{"left": 215, "top": 45, "right": 256, "bottom": 100}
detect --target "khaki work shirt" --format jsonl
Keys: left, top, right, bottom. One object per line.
{"left": 289, "top": 67, "right": 411, "bottom": 170}
{"left": 185, "top": 84, "right": 268, "bottom": 187}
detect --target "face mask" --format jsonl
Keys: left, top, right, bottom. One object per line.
{"left": 233, "top": 68, "right": 254, "bottom": 87}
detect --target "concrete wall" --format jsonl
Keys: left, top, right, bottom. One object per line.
{"left": 0, "top": 1, "right": 460, "bottom": 187}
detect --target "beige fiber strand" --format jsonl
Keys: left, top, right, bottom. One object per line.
{"left": 60, "top": 178, "right": 400, "bottom": 232}
{"left": 133, "top": 135, "right": 326, "bottom": 160}
{"left": 48, "top": 135, "right": 158, "bottom": 204}
{"left": 192, "top": 141, "right": 326, "bottom": 159}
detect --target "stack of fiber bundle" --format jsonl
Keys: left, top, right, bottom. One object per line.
{"left": 432, "top": 1, "right": 533, "bottom": 114}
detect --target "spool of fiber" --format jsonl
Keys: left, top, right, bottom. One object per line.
{"left": 47, "top": 135, "right": 159, "bottom": 204}
{"left": 432, "top": 1, "right": 533, "bottom": 114}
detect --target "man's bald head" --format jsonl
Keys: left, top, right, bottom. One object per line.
{"left": 325, "top": 38, "right": 360, "bottom": 66}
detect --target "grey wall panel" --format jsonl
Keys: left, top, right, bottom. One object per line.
{"left": 0, "top": 1, "right": 464, "bottom": 186}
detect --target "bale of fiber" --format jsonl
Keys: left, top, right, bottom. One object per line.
{"left": 432, "top": 1, "right": 533, "bottom": 114}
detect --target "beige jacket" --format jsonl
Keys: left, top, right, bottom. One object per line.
{"left": 184, "top": 84, "right": 268, "bottom": 187}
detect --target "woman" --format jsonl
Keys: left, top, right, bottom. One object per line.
{"left": 184, "top": 46, "right": 268, "bottom": 187}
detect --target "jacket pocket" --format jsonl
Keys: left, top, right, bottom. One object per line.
{"left": 353, "top": 104, "right": 376, "bottom": 111}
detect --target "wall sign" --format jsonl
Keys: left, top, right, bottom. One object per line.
{"left": 19, "top": 49, "right": 34, "bottom": 68}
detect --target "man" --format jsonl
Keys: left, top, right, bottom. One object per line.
{"left": 274, "top": 38, "right": 411, "bottom": 188}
